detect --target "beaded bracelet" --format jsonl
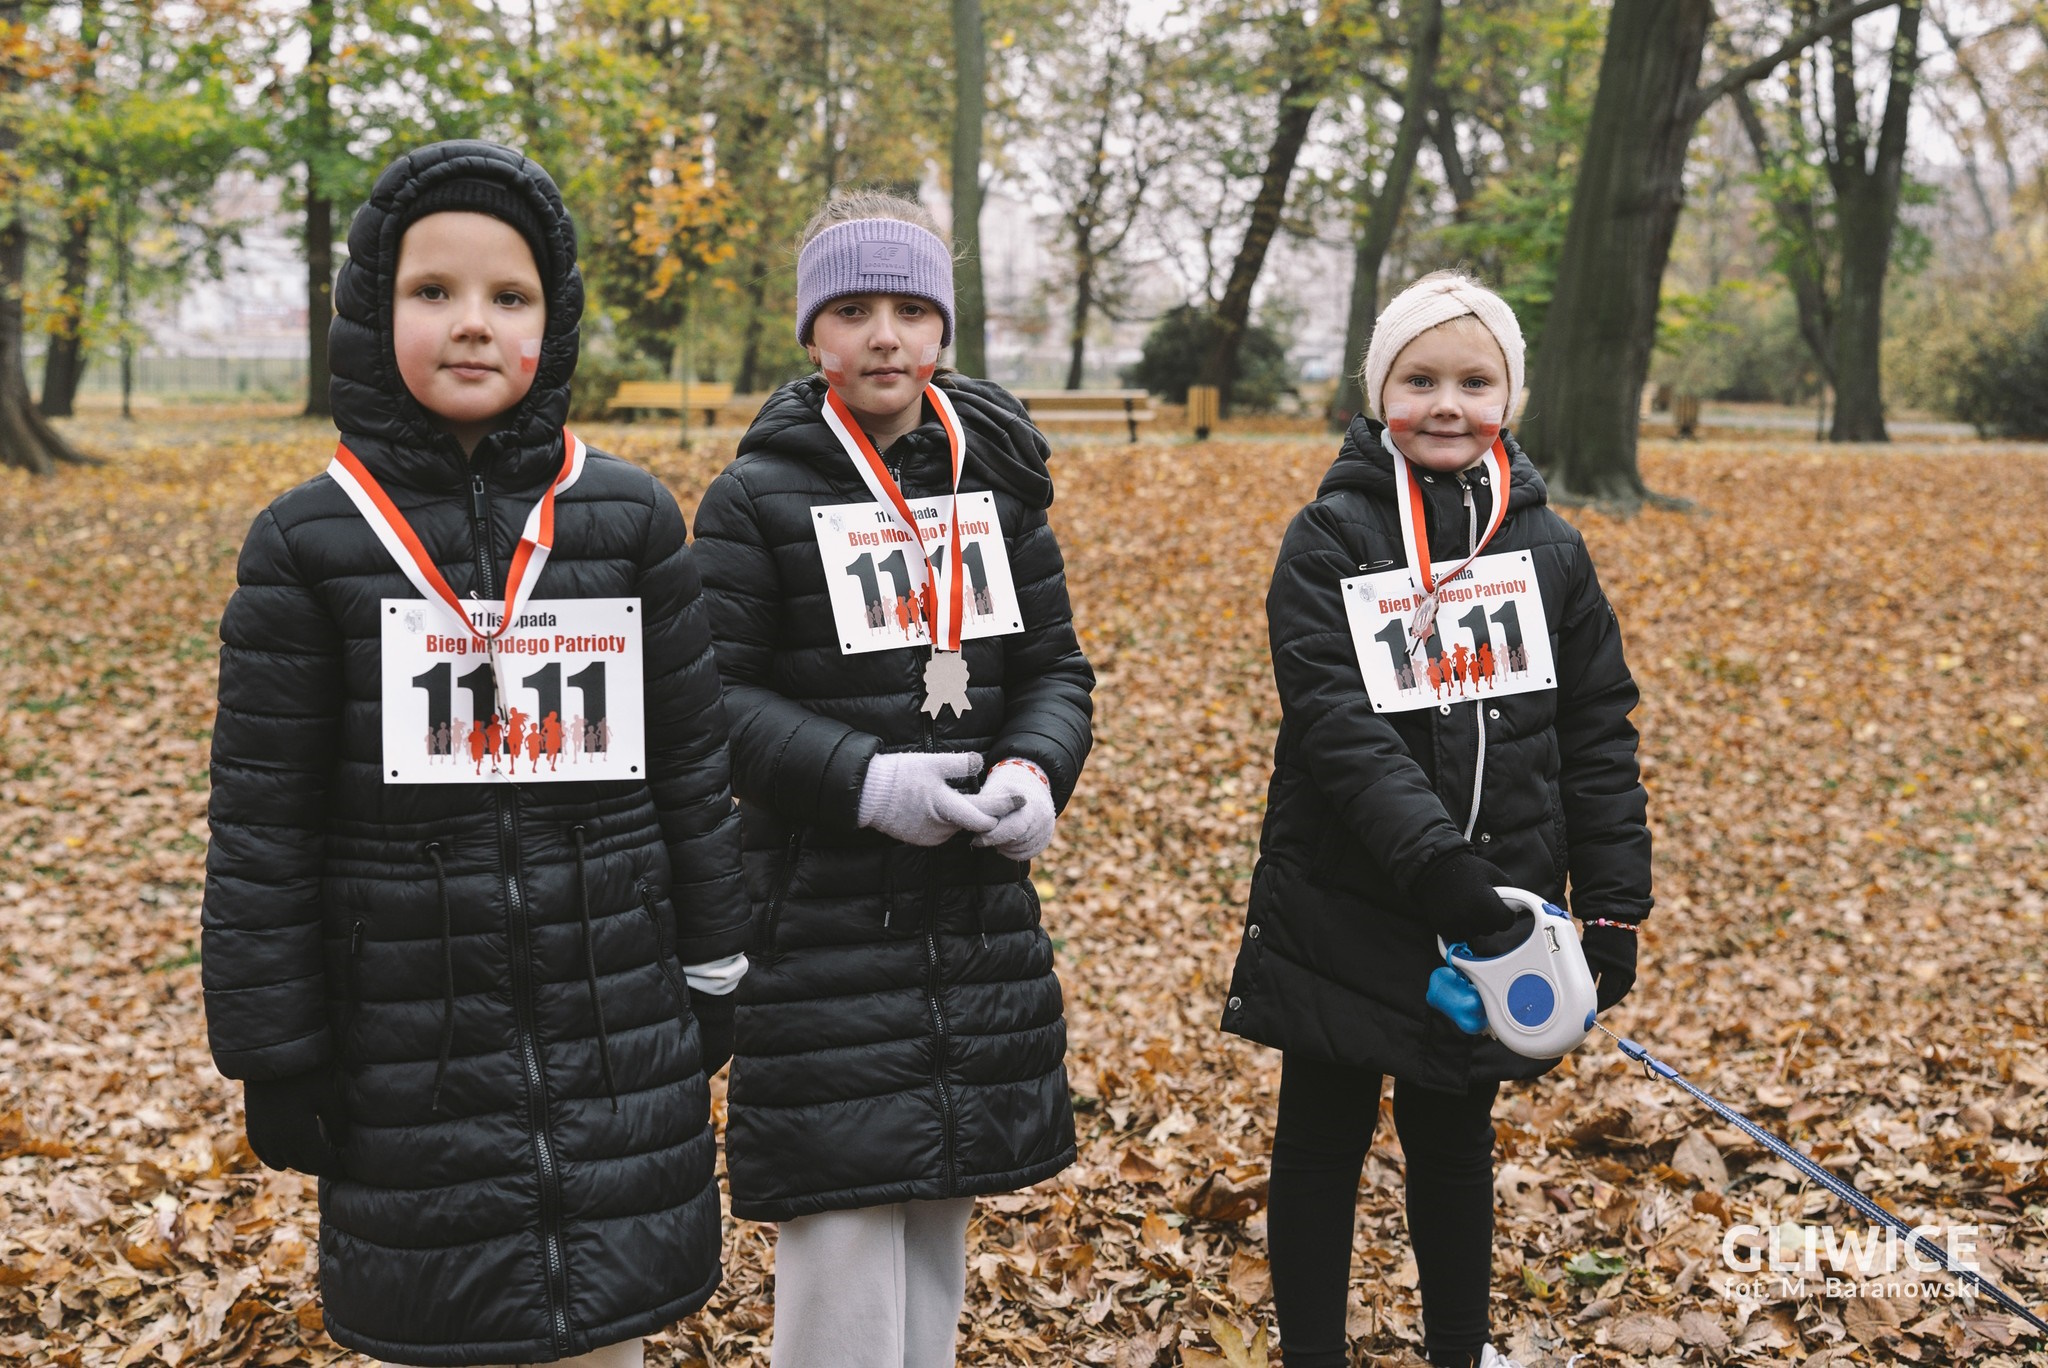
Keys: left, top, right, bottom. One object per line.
{"left": 1583, "top": 918, "right": 1639, "bottom": 932}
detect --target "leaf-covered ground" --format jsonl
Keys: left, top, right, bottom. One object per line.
{"left": 2, "top": 415, "right": 2044, "bottom": 1368}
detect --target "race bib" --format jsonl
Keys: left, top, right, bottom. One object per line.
{"left": 811, "top": 492, "right": 1024, "bottom": 655}
{"left": 380, "top": 597, "right": 646, "bottom": 783}
{"left": 1339, "top": 551, "right": 1556, "bottom": 713}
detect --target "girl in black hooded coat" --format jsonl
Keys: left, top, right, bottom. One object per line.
{"left": 200, "top": 141, "right": 750, "bottom": 1367}
{"left": 692, "top": 192, "right": 1093, "bottom": 1368}
{"left": 1221, "top": 273, "right": 1652, "bottom": 1368}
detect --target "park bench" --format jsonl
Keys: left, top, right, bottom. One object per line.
{"left": 606, "top": 380, "right": 736, "bottom": 424}
{"left": 1011, "top": 389, "right": 1157, "bottom": 443}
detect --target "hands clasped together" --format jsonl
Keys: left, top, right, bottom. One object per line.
{"left": 857, "top": 751, "right": 1057, "bottom": 861}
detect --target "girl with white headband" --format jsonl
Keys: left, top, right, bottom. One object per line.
{"left": 1221, "top": 270, "right": 1653, "bottom": 1368}
{"left": 692, "top": 190, "right": 1095, "bottom": 1368}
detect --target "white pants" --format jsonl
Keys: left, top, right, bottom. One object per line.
{"left": 383, "top": 1339, "right": 642, "bottom": 1368}
{"left": 769, "top": 1198, "right": 975, "bottom": 1368}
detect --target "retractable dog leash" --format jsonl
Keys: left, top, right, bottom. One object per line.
{"left": 1429, "top": 890, "right": 2048, "bottom": 1339}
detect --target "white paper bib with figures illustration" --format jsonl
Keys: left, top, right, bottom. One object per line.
{"left": 811, "top": 492, "right": 1023, "bottom": 655}
{"left": 380, "top": 597, "right": 645, "bottom": 783}
{"left": 1339, "top": 551, "right": 1555, "bottom": 713}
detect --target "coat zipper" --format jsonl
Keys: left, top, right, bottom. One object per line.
{"left": 919, "top": 718, "right": 959, "bottom": 1194}
{"left": 342, "top": 920, "right": 365, "bottom": 1066}
{"left": 1456, "top": 472, "right": 1488, "bottom": 841}
{"left": 757, "top": 831, "right": 804, "bottom": 963}
{"left": 892, "top": 445, "right": 960, "bottom": 1194}
{"left": 639, "top": 885, "right": 689, "bottom": 1015}
{"left": 474, "top": 471, "right": 572, "bottom": 1355}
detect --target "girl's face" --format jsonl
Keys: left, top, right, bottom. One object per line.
{"left": 1380, "top": 319, "right": 1510, "bottom": 474}
{"left": 806, "top": 293, "right": 946, "bottom": 425}
{"left": 392, "top": 212, "right": 547, "bottom": 453}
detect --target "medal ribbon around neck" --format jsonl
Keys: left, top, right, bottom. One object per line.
{"left": 820, "top": 384, "right": 968, "bottom": 651}
{"left": 327, "top": 429, "right": 587, "bottom": 638}
{"left": 1389, "top": 435, "right": 1512, "bottom": 655}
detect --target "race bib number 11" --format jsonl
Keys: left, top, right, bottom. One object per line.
{"left": 380, "top": 597, "right": 646, "bottom": 783}
{"left": 1339, "top": 551, "right": 1556, "bottom": 713}
{"left": 811, "top": 492, "right": 1024, "bottom": 655}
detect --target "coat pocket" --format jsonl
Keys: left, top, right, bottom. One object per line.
{"left": 754, "top": 830, "right": 805, "bottom": 963}
{"left": 336, "top": 919, "right": 365, "bottom": 1069}
{"left": 637, "top": 885, "right": 691, "bottom": 1025}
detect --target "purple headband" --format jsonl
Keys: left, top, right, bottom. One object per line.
{"left": 795, "top": 218, "right": 955, "bottom": 348}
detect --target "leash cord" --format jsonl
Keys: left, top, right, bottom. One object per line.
{"left": 1592, "top": 1024, "right": 2048, "bottom": 1337}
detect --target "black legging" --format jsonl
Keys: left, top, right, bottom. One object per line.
{"left": 1268, "top": 1053, "right": 1500, "bottom": 1368}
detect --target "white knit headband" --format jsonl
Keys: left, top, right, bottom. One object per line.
{"left": 1362, "top": 275, "right": 1526, "bottom": 423}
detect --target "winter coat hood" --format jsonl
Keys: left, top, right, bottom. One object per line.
{"left": 738, "top": 373, "right": 1057, "bottom": 512}
{"left": 329, "top": 139, "right": 585, "bottom": 493}
{"left": 1318, "top": 415, "right": 1549, "bottom": 515}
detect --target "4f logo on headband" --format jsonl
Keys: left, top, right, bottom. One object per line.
{"left": 857, "top": 242, "right": 912, "bottom": 276}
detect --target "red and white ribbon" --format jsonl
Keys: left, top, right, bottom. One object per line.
{"left": 820, "top": 384, "right": 968, "bottom": 651}
{"left": 1389, "top": 436, "right": 1512, "bottom": 651}
{"left": 327, "top": 429, "right": 587, "bottom": 638}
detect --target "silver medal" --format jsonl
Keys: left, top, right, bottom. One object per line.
{"left": 921, "top": 650, "right": 972, "bottom": 719}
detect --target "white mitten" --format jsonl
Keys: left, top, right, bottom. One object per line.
{"left": 969, "top": 759, "right": 1057, "bottom": 861}
{"left": 858, "top": 751, "right": 997, "bottom": 847}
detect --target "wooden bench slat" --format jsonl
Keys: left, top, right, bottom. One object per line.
{"left": 1010, "top": 389, "right": 1156, "bottom": 442}
{"left": 1030, "top": 409, "right": 1158, "bottom": 423}
{"left": 606, "top": 381, "right": 735, "bottom": 412}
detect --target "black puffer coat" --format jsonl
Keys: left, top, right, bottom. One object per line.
{"left": 693, "top": 375, "right": 1093, "bottom": 1222}
{"left": 1221, "top": 419, "right": 1651, "bottom": 1090}
{"left": 200, "top": 141, "right": 750, "bottom": 1365}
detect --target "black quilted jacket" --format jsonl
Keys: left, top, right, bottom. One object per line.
{"left": 1221, "top": 419, "right": 1651, "bottom": 1090}
{"left": 693, "top": 375, "right": 1093, "bottom": 1222}
{"left": 200, "top": 141, "right": 750, "bottom": 1365}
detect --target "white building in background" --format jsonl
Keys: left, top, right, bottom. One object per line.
{"left": 146, "top": 172, "right": 306, "bottom": 361}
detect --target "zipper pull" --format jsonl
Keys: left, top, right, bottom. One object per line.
{"left": 470, "top": 474, "right": 488, "bottom": 522}
{"left": 349, "top": 921, "right": 364, "bottom": 956}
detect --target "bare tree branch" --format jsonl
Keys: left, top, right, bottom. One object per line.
{"left": 1690, "top": 0, "right": 1899, "bottom": 113}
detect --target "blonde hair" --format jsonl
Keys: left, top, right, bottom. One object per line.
{"left": 799, "top": 189, "right": 949, "bottom": 251}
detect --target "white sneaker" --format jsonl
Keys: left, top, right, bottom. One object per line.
{"left": 1477, "top": 1347, "right": 1528, "bottom": 1368}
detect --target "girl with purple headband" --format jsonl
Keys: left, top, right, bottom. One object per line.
{"left": 692, "top": 192, "right": 1095, "bottom": 1367}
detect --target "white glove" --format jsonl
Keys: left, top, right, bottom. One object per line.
{"left": 857, "top": 751, "right": 997, "bottom": 847}
{"left": 969, "top": 759, "right": 1057, "bottom": 861}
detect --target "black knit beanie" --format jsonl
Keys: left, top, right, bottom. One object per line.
{"left": 393, "top": 177, "right": 552, "bottom": 280}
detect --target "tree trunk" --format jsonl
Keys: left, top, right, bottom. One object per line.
{"left": 40, "top": 203, "right": 94, "bottom": 417}
{"left": 1731, "top": 86, "right": 1837, "bottom": 388}
{"left": 1825, "top": 0, "right": 1920, "bottom": 442}
{"left": 950, "top": 0, "right": 987, "bottom": 377}
{"left": 735, "top": 265, "right": 769, "bottom": 395}
{"left": 0, "top": 0, "right": 90, "bottom": 473}
{"left": 1521, "top": 0, "right": 1896, "bottom": 501}
{"left": 1064, "top": 264, "right": 1094, "bottom": 389}
{"left": 42, "top": 0, "right": 101, "bottom": 419}
{"left": 1331, "top": 0, "right": 1444, "bottom": 427}
{"left": 1520, "top": 0, "right": 1715, "bottom": 504}
{"left": 1198, "top": 72, "right": 1327, "bottom": 414}
{"left": 304, "top": 0, "right": 335, "bottom": 419}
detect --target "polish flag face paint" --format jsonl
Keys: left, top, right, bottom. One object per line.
{"left": 819, "top": 350, "right": 848, "bottom": 386}
{"left": 519, "top": 338, "right": 541, "bottom": 374}
{"left": 915, "top": 342, "right": 941, "bottom": 384}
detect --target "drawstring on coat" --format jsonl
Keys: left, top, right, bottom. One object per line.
{"left": 425, "top": 841, "right": 456, "bottom": 1114}
{"left": 572, "top": 826, "right": 621, "bottom": 1111}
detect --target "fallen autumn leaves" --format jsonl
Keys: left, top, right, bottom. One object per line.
{"left": 2, "top": 414, "right": 2044, "bottom": 1367}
